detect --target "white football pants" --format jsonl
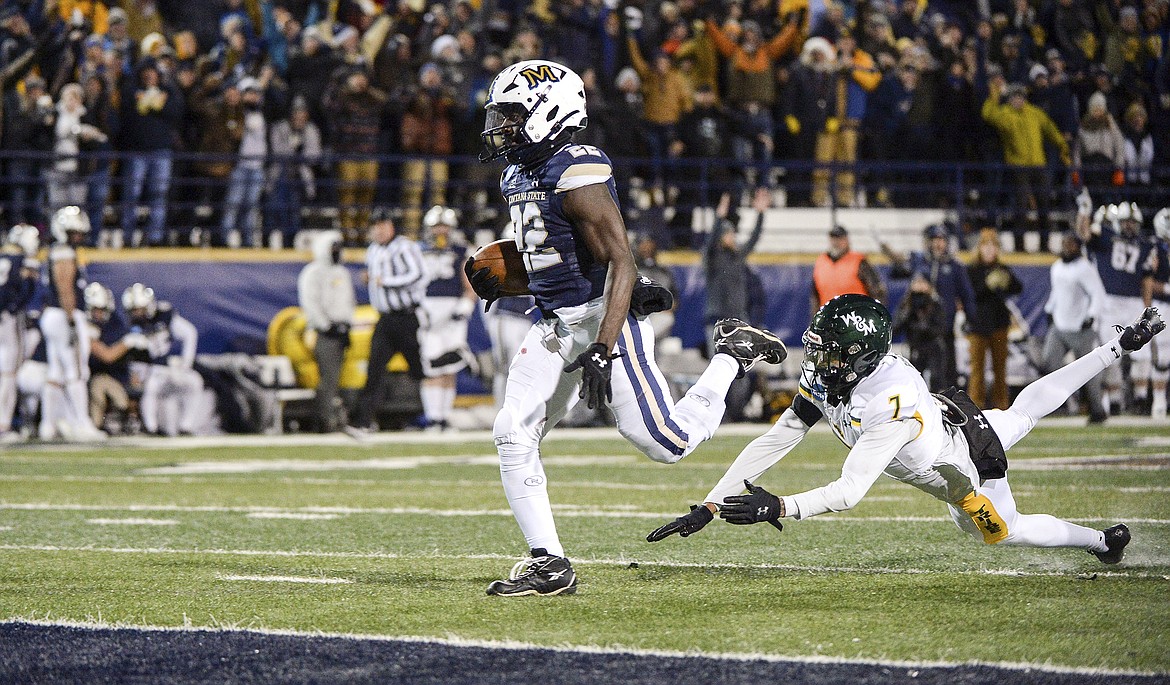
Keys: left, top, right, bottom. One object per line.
{"left": 39, "top": 307, "right": 97, "bottom": 438}
{"left": 494, "top": 297, "right": 739, "bottom": 557}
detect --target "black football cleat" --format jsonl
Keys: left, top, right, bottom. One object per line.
{"left": 1092, "top": 524, "right": 1131, "bottom": 565}
{"left": 486, "top": 548, "right": 578, "bottom": 597}
{"left": 713, "top": 318, "right": 788, "bottom": 376}
{"left": 1116, "top": 307, "right": 1166, "bottom": 353}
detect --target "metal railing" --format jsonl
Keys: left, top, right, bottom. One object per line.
{"left": 1, "top": 149, "right": 1164, "bottom": 247}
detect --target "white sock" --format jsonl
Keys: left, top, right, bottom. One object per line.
{"left": 666, "top": 354, "right": 740, "bottom": 453}
{"left": 441, "top": 385, "right": 457, "bottom": 422}
{"left": 1003, "top": 514, "right": 1107, "bottom": 551}
{"left": 701, "top": 354, "right": 742, "bottom": 397}
{"left": 497, "top": 440, "right": 563, "bottom": 557}
{"left": 420, "top": 384, "right": 444, "bottom": 424}
{"left": 40, "top": 384, "right": 61, "bottom": 436}
{"left": 66, "top": 380, "right": 94, "bottom": 431}
{"left": 0, "top": 374, "right": 16, "bottom": 433}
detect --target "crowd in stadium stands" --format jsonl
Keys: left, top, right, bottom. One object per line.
{"left": 0, "top": 0, "right": 1166, "bottom": 250}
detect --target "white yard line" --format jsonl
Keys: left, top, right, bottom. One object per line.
{"left": 1, "top": 543, "right": 1167, "bottom": 581}
{"left": 215, "top": 573, "right": 351, "bottom": 584}
{"left": 3, "top": 502, "right": 1169, "bottom": 525}
{"left": 0, "top": 617, "right": 1162, "bottom": 679}
{"left": 246, "top": 512, "right": 339, "bottom": 520}
{"left": 85, "top": 518, "right": 179, "bottom": 526}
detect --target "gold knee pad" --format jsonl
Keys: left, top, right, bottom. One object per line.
{"left": 957, "top": 491, "right": 1009, "bottom": 544}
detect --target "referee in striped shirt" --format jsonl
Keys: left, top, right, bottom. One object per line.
{"left": 346, "top": 208, "right": 429, "bottom": 434}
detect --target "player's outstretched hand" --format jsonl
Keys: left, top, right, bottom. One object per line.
{"left": 719, "top": 480, "right": 784, "bottom": 532}
{"left": 564, "top": 342, "right": 615, "bottom": 410}
{"left": 647, "top": 504, "right": 714, "bottom": 542}
{"left": 464, "top": 257, "right": 501, "bottom": 311}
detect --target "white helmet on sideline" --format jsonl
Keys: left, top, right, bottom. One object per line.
{"left": 122, "top": 282, "right": 157, "bottom": 318}
{"left": 6, "top": 223, "right": 40, "bottom": 256}
{"left": 50, "top": 206, "right": 91, "bottom": 244}
{"left": 1154, "top": 208, "right": 1170, "bottom": 243}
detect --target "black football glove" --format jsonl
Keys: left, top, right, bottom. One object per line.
{"left": 464, "top": 257, "right": 501, "bottom": 312}
{"left": 629, "top": 274, "right": 674, "bottom": 317}
{"left": 646, "top": 504, "right": 714, "bottom": 542}
{"left": 719, "top": 479, "right": 785, "bottom": 532}
{"left": 564, "top": 342, "right": 616, "bottom": 410}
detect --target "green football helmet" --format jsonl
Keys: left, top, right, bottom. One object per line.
{"left": 802, "top": 294, "right": 892, "bottom": 401}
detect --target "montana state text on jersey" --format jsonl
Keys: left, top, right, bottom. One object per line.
{"left": 500, "top": 144, "right": 616, "bottom": 313}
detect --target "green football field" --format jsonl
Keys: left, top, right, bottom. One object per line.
{"left": 1, "top": 422, "right": 1168, "bottom": 675}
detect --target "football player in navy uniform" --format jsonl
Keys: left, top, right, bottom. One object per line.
{"left": 1076, "top": 199, "right": 1162, "bottom": 416}
{"left": 0, "top": 224, "right": 40, "bottom": 441}
{"left": 122, "top": 283, "right": 205, "bottom": 436}
{"left": 467, "top": 59, "right": 787, "bottom": 596}
{"left": 649, "top": 294, "right": 1163, "bottom": 566}
{"left": 40, "top": 206, "right": 105, "bottom": 441}
{"left": 418, "top": 206, "right": 477, "bottom": 431}
{"left": 84, "top": 283, "right": 147, "bottom": 434}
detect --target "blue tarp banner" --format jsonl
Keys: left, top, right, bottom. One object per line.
{"left": 86, "top": 259, "right": 1056, "bottom": 355}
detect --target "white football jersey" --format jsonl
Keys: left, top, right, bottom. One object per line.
{"left": 798, "top": 354, "right": 980, "bottom": 508}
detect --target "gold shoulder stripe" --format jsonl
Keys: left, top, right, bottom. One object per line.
{"left": 561, "top": 163, "right": 612, "bottom": 179}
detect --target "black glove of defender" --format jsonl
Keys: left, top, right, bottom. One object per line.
{"left": 629, "top": 274, "right": 674, "bottom": 316}
{"left": 564, "top": 342, "right": 616, "bottom": 410}
{"left": 719, "top": 480, "right": 785, "bottom": 532}
{"left": 464, "top": 257, "right": 501, "bottom": 312}
{"left": 646, "top": 504, "right": 714, "bottom": 542}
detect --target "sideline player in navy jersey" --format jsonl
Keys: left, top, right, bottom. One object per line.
{"left": 40, "top": 207, "right": 105, "bottom": 441}
{"left": 1076, "top": 199, "right": 1162, "bottom": 416}
{"left": 468, "top": 59, "right": 787, "bottom": 596}
{"left": 0, "top": 224, "right": 41, "bottom": 440}
{"left": 418, "top": 206, "right": 477, "bottom": 431}
{"left": 122, "top": 283, "right": 204, "bottom": 436}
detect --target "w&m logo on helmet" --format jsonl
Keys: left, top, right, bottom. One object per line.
{"left": 840, "top": 311, "right": 877, "bottom": 335}
{"left": 519, "top": 64, "right": 564, "bottom": 88}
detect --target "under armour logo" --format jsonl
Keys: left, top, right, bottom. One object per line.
{"left": 975, "top": 415, "right": 988, "bottom": 430}
{"left": 757, "top": 506, "right": 769, "bottom": 516}
{"left": 736, "top": 340, "right": 754, "bottom": 349}
{"left": 593, "top": 353, "right": 607, "bottom": 367}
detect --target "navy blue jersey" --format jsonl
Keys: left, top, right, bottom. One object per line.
{"left": 90, "top": 312, "right": 132, "bottom": 383}
{"left": 40, "top": 245, "right": 87, "bottom": 309}
{"left": 129, "top": 303, "right": 178, "bottom": 363}
{"left": 0, "top": 251, "right": 36, "bottom": 314}
{"left": 499, "top": 143, "right": 616, "bottom": 312}
{"left": 1086, "top": 231, "right": 1158, "bottom": 298}
{"left": 422, "top": 243, "right": 468, "bottom": 298}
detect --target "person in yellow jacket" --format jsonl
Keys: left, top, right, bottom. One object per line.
{"left": 982, "top": 78, "right": 1070, "bottom": 252}
{"left": 626, "top": 32, "right": 693, "bottom": 195}
{"left": 811, "top": 32, "right": 881, "bottom": 208}
{"left": 58, "top": 0, "right": 109, "bottom": 35}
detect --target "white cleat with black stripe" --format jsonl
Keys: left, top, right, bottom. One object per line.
{"left": 712, "top": 318, "right": 788, "bottom": 376}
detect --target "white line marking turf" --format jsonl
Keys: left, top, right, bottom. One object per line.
{"left": 85, "top": 518, "right": 179, "bottom": 526}
{"left": 5, "top": 502, "right": 1170, "bottom": 525}
{"left": 0, "top": 617, "right": 1162, "bottom": 678}
{"left": 215, "top": 573, "right": 351, "bottom": 584}
{"left": 246, "top": 512, "right": 339, "bottom": 520}
{"left": 2, "top": 544, "right": 1166, "bottom": 581}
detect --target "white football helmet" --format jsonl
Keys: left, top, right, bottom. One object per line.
{"left": 84, "top": 282, "right": 115, "bottom": 312}
{"left": 50, "top": 206, "right": 91, "bottom": 244}
{"left": 423, "top": 205, "right": 458, "bottom": 230}
{"left": 1115, "top": 201, "right": 1142, "bottom": 236}
{"left": 6, "top": 223, "right": 40, "bottom": 256}
{"left": 122, "top": 282, "right": 157, "bottom": 318}
{"left": 1154, "top": 208, "right": 1170, "bottom": 243}
{"left": 480, "top": 59, "right": 587, "bottom": 164}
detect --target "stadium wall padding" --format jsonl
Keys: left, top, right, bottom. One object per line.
{"left": 85, "top": 260, "right": 1055, "bottom": 356}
